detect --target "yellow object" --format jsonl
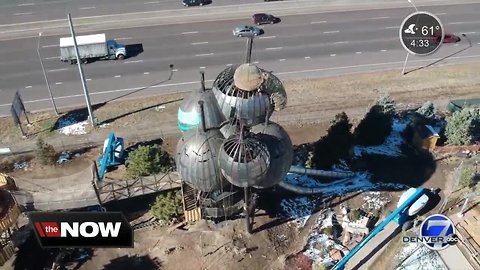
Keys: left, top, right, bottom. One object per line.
{"left": 412, "top": 124, "right": 440, "bottom": 151}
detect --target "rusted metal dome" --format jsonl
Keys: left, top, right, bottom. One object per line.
{"left": 176, "top": 128, "right": 226, "bottom": 192}
{"left": 218, "top": 132, "right": 270, "bottom": 188}
{"left": 250, "top": 122, "right": 293, "bottom": 188}
{"left": 233, "top": 63, "right": 263, "bottom": 91}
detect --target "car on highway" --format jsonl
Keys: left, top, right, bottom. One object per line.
{"left": 182, "top": 0, "right": 211, "bottom": 7}
{"left": 252, "top": 13, "right": 280, "bottom": 25}
{"left": 232, "top": 25, "right": 262, "bottom": 37}
{"left": 442, "top": 33, "right": 461, "bottom": 43}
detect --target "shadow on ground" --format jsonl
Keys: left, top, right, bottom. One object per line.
{"left": 354, "top": 144, "right": 437, "bottom": 187}
{"left": 103, "top": 255, "right": 162, "bottom": 270}
{"left": 125, "top": 44, "right": 144, "bottom": 59}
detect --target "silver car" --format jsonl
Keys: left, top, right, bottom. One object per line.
{"left": 232, "top": 25, "right": 262, "bottom": 38}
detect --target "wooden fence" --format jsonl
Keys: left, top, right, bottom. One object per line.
{"left": 96, "top": 172, "right": 181, "bottom": 204}
{"left": 455, "top": 223, "right": 480, "bottom": 268}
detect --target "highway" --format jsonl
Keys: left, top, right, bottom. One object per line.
{"left": 1, "top": 2, "right": 480, "bottom": 116}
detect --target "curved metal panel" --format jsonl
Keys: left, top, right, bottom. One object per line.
{"left": 176, "top": 129, "right": 226, "bottom": 192}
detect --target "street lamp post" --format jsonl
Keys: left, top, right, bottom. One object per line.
{"left": 37, "top": 32, "right": 59, "bottom": 115}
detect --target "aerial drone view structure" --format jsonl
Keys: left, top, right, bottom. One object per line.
{"left": 0, "top": 0, "right": 479, "bottom": 270}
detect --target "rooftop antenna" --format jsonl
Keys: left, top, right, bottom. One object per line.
{"left": 200, "top": 71, "right": 205, "bottom": 92}
{"left": 245, "top": 38, "right": 253, "bottom": 64}
{"left": 198, "top": 101, "right": 207, "bottom": 132}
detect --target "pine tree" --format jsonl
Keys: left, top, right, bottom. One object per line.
{"left": 35, "top": 138, "right": 56, "bottom": 165}
{"left": 445, "top": 109, "right": 480, "bottom": 145}
{"left": 375, "top": 95, "right": 396, "bottom": 116}
{"left": 416, "top": 101, "right": 436, "bottom": 119}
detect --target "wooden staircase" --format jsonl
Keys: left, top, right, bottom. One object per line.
{"left": 181, "top": 183, "right": 201, "bottom": 222}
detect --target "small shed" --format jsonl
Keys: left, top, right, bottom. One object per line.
{"left": 412, "top": 124, "right": 440, "bottom": 151}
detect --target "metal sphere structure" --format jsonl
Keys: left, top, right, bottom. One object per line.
{"left": 176, "top": 128, "right": 226, "bottom": 192}
{"left": 178, "top": 72, "right": 225, "bottom": 132}
{"left": 250, "top": 122, "right": 294, "bottom": 188}
{"left": 218, "top": 132, "right": 271, "bottom": 188}
{"left": 213, "top": 64, "right": 276, "bottom": 127}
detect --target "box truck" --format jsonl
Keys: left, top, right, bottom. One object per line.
{"left": 60, "top": 33, "right": 126, "bottom": 64}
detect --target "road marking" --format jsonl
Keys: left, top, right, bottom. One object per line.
{"left": 86, "top": 78, "right": 92, "bottom": 81}
{"left": 449, "top": 22, "right": 466, "bottom": 25}
{"left": 370, "top": 16, "right": 390, "bottom": 19}
{"left": 385, "top": 26, "right": 399, "bottom": 29}
{"left": 116, "top": 37, "right": 132, "bottom": 40}
{"left": 79, "top": 7, "right": 96, "bottom": 10}
{"left": 323, "top": 30, "right": 339, "bottom": 34}
{"left": 330, "top": 54, "right": 336, "bottom": 56}
{"left": 5, "top": 54, "right": 480, "bottom": 110}
{"left": 334, "top": 41, "right": 348, "bottom": 44}
{"left": 478, "top": 42, "right": 480, "bottom": 45}
{"left": 311, "top": 21, "right": 327, "bottom": 24}
{"left": 44, "top": 56, "right": 60, "bottom": 60}
{"left": 14, "top": 12, "right": 32, "bottom": 16}
{"left": 355, "top": 51, "right": 362, "bottom": 54}
{"left": 25, "top": 86, "right": 32, "bottom": 89}
{"left": 454, "top": 43, "right": 459, "bottom": 46}
{"left": 226, "top": 64, "right": 232, "bottom": 66}
{"left": 114, "top": 75, "right": 121, "bottom": 78}
{"left": 279, "top": 59, "right": 286, "bottom": 61}
{"left": 172, "top": 69, "right": 178, "bottom": 72}
{"left": 48, "top": 68, "right": 68, "bottom": 72}
{"left": 55, "top": 82, "right": 62, "bottom": 85}
{"left": 144, "top": 1, "right": 160, "bottom": 4}
{"left": 199, "top": 66, "right": 206, "bottom": 69}
{"left": 195, "top": 53, "right": 214, "bottom": 56}
{"left": 463, "top": 32, "right": 476, "bottom": 34}
{"left": 381, "top": 49, "right": 388, "bottom": 52}
{"left": 42, "top": 44, "right": 59, "bottom": 48}
{"left": 265, "top": 47, "right": 282, "bottom": 50}
{"left": 191, "top": 41, "right": 209, "bottom": 45}
{"left": 305, "top": 56, "right": 311, "bottom": 59}
{"left": 18, "top": 3, "right": 35, "bottom": 6}
{"left": 144, "top": 72, "right": 150, "bottom": 75}
{"left": 253, "top": 61, "right": 260, "bottom": 64}
{"left": 182, "top": 31, "right": 199, "bottom": 35}
{"left": 259, "top": 36, "right": 276, "bottom": 39}
{"left": 436, "top": 12, "right": 447, "bottom": 15}
{"left": 124, "top": 60, "right": 143, "bottom": 63}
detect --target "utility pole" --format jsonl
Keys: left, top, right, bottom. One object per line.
{"left": 37, "top": 32, "right": 59, "bottom": 115}
{"left": 245, "top": 38, "right": 253, "bottom": 64}
{"left": 67, "top": 13, "right": 96, "bottom": 127}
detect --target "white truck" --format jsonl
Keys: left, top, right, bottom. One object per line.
{"left": 60, "top": 33, "right": 126, "bottom": 64}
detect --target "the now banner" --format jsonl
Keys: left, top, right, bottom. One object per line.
{"left": 29, "top": 212, "right": 133, "bottom": 248}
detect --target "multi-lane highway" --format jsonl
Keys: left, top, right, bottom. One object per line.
{"left": 0, "top": 2, "right": 480, "bottom": 116}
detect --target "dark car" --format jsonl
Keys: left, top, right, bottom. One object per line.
{"left": 252, "top": 13, "right": 279, "bottom": 25}
{"left": 182, "top": 0, "right": 211, "bottom": 7}
{"left": 443, "top": 33, "right": 461, "bottom": 43}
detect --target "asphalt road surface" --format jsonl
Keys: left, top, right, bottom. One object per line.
{"left": 1, "top": 3, "right": 480, "bottom": 116}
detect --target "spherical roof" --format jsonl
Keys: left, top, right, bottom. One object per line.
{"left": 176, "top": 128, "right": 226, "bottom": 192}
{"left": 178, "top": 88, "right": 225, "bottom": 132}
{"left": 250, "top": 122, "right": 293, "bottom": 188}
{"left": 218, "top": 133, "right": 270, "bottom": 188}
{"left": 233, "top": 64, "right": 263, "bottom": 92}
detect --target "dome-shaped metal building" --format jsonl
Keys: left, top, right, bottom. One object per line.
{"left": 218, "top": 131, "right": 271, "bottom": 188}
{"left": 176, "top": 127, "right": 226, "bottom": 192}
{"left": 178, "top": 72, "right": 225, "bottom": 132}
{"left": 212, "top": 64, "right": 274, "bottom": 127}
{"left": 250, "top": 122, "right": 293, "bottom": 188}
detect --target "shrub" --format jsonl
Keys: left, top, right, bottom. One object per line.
{"left": 416, "top": 101, "right": 436, "bottom": 119}
{"left": 445, "top": 109, "right": 480, "bottom": 145}
{"left": 125, "top": 144, "right": 172, "bottom": 179}
{"left": 311, "top": 112, "right": 354, "bottom": 169}
{"left": 323, "top": 226, "right": 334, "bottom": 236}
{"left": 150, "top": 190, "right": 183, "bottom": 222}
{"left": 313, "top": 263, "right": 327, "bottom": 270}
{"left": 375, "top": 95, "right": 396, "bottom": 116}
{"left": 354, "top": 105, "right": 393, "bottom": 146}
{"left": 459, "top": 166, "right": 476, "bottom": 189}
{"left": 349, "top": 209, "right": 361, "bottom": 221}
{"left": 35, "top": 138, "right": 56, "bottom": 165}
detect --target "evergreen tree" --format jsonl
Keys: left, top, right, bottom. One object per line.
{"left": 35, "top": 138, "right": 56, "bottom": 165}
{"left": 445, "top": 109, "right": 480, "bottom": 145}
